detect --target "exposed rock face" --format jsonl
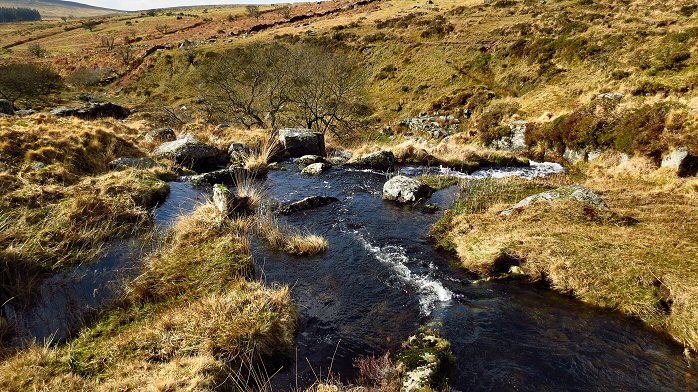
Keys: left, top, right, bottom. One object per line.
{"left": 189, "top": 168, "right": 236, "bottom": 186}
{"left": 301, "top": 162, "right": 330, "bottom": 175}
{"left": 152, "top": 134, "right": 223, "bottom": 172}
{"left": 212, "top": 184, "right": 249, "bottom": 217}
{"left": 347, "top": 151, "right": 395, "bottom": 171}
{"left": 661, "top": 147, "right": 698, "bottom": 177}
{"left": 108, "top": 157, "right": 157, "bottom": 170}
{"left": 295, "top": 155, "right": 325, "bottom": 169}
{"left": 228, "top": 143, "right": 251, "bottom": 163}
{"left": 145, "top": 128, "right": 176, "bottom": 144}
{"left": 50, "top": 102, "right": 131, "bottom": 120}
{"left": 0, "top": 100, "right": 14, "bottom": 115}
{"left": 399, "top": 114, "right": 460, "bottom": 139}
{"left": 279, "top": 128, "right": 326, "bottom": 157}
{"left": 501, "top": 185, "right": 608, "bottom": 216}
{"left": 490, "top": 120, "right": 527, "bottom": 151}
{"left": 383, "top": 175, "right": 433, "bottom": 203}
{"left": 280, "top": 195, "right": 339, "bottom": 214}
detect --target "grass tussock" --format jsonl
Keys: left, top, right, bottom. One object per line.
{"left": 0, "top": 202, "right": 297, "bottom": 390}
{"left": 243, "top": 133, "right": 281, "bottom": 174}
{"left": 439, "top": 160, "right": 698, "bottom": 350}
{"left": 255, "top": 212, "right": 328, "bottom": 256}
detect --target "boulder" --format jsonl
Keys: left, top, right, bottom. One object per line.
{"left": 152, "top": 134, "right": 223, "bottom": 172}
{"left": 108, "top": 157, "right": 157, "bottom": 170}
{"left": 501, "top": 185, "right": 608, "bottom": 216}
{"left": 301, "top": 162, "right": 330, "bottom": 175}
{"left": 280, "top": 195, "right": 339, "bottom": 214}
{"left": 0, "top": 100, "right": 14, "bottom": 115}
{"left": 383, "top": 176, "right": 433, "bottom": 203}
{"left": 15, "top": 109, "right": 37, "bottom": 116}
{"left": 212, "top": 184, "right": 249, "bottom": 217}
{"left": 228, "top": 143, "right": 251, "bottom": 163}
{"left": 189, "top": 168, "right": 236, "bottom": 186}
{"left": 279, "top": 128, "right": 326, "bottom": 157}
{"left": 50, "top": 102, "right": 131, "bottom": 120}
{"left": 661, "top": 147, "right": 698, "bottom": 177}
{"left": 347, "top": 151, "right": 395, "bottom": 171}
{"left": 295, "top": 155, "right": 325, "bottom": 169}
{"left": 145, "top": 128, "right": 176, "bottom": 144}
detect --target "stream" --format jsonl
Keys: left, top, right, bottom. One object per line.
{"left": 5, "top": 161, "right": 696, "bottom": 391}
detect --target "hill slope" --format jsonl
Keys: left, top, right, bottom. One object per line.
{"left": 0, "top": 0, "right": 120, "bottom": 19}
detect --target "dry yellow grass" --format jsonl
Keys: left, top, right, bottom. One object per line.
{"left": 441, "top": 158, "right": 698, "bottom": 350}
{"left": 255, "top": 212, "right": 329, "bottom": 257}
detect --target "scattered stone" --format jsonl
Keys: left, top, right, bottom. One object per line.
{"left": 152, "top": 134, "right": 224, "bottom": 172}
{"left": 212, "top": 184, "right": 249, "bottom": 217}
{"left": 661, "top": 147, "right": 698, "bottom": 177}
{"left": 214, "top": 123, "right": 231, "bottom": 132}
{"left": 15, "top": 109, "right": 37, "bottom": 116}
{"left": 597, "top": 92, "right": 624, "bottom": 102}
{"left": 228, "top": 142, "right": 251, "bottom": 163}
{"left": 347, "top": 150, "right": 395, "bottom": 171}
{"left": 295, "top": 154, "right": 325, "bottom": 169}
{"left": 563, "top": 149, "right": 586, "bottom": 164}
{"left": 30, "top": 161, "right": 46, "bottom": 171}
{"left": 0, "top": 100, "right": 14, "bottom": 115}
{"left": 399, "top": 115, "right": 459, "bottom": 139}
{"left": 268, "top": 162, "right": 284, "bottom": 170}
{"left": 145, "top": 128, "right": 176, "bottom": 144}
{"left": 301, "top": 162, "right": 331, "bottom": 175}
{"left": 280, "top": 195, "right": 339, "bottom": 214}
{"left": 50, "top": 102, "right": 131, "bottom": 120}
{"left": 501, "top": 185, "right": 608, "bottom": 216}
{"left": 108, "top": 157, "right": 157, "bottom": 170}
{"left": 279, "top": 128, "right": 326, "bottom": 157}
{"left": 189, "top": 168, "right": 236, "bottom": 186}
{"left": 398, "top": 329, "right": 453, "bottom": 392}
{"left": 383, "top": 176, "right": 433, "bottom": 203}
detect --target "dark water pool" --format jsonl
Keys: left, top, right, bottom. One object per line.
{"left": 253, "top": 162, "right": 695, "bottom": 391}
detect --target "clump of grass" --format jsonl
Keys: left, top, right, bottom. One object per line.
{"left": 244, "top": 133, "right": 281, "bottom": 175}
{"left": 416, "top": 175, "right": 459, "bottom": 191}
{"left": 255, "top": 212, "right": 328, "bottom": 256}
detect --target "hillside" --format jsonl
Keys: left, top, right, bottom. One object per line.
{"left": 0, "top": 0, "right": 120, "bottom": 19}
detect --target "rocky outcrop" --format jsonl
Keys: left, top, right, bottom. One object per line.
{"left": 347, "top": 151, "right": 395, "bottom": 171}
{"left": 501, "top": 185, "right": 608, "bottom": 216}
{"left": 383, "top": 176, "right": 433, "bottom": 203}
{"left": 301, "top": 162, "right": 330, "bottom": 175}
{"left": 399, "top": 114, "right": 460, "bottom": 139}
{"left": 108, "top": 157, "right": 157, "bottom": 170}
{"left": 212, "top": 184, "right": 249, "bottom": 217}
{"left": 0, "top": 100, "right": 14, "bottom": 115}
{"left": 279, "top": 128, "right": 326, "bottom": 157}
{"left": 152, "top": 134, "right": 223, "bottom": 172}
{"left": 489, "top": 120, "right": 527, "bottom": 151}
{"left": 50, "top": 102, "right": 131, "bottom": 120}
{"left": 145, "top": 128, "right": 176, "bottom": 144}
{"left": 661, "top": 147, "right": 698, "bottom": 177}
{"left": 295, "top": 155, "right": 325, "bottom": 169}
{"left": 280, "top": 195, "right": 339, "bottom": 214}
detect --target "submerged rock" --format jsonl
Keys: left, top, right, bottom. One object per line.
{"left": 661, "top": 147, "right": 698, "bottom": 177}
{"left": 145, "top": 128, "right": 176, "bottom": 144}
{"left": 398, "top": 329, "right": 453, "bottom": 392}
{"left": 501, "top": 185, "right": 608, "bottom": 216}
{"left": 383, "top": 176, "right": 433, "bottom": 203}
{"left": 347, "top": 150, "right": 395, "bottom": 171}
{"left": 152, "top": 134, "right": 223, "bottom": 172}
{"left": 108, "top": 157, "right": 157, "bottom": 170}
{"left": 279, "top": 128, "right": 326, "bottom": 157}
{"left": 280, "top": 195, "right": 339, "bottom": 214}
{"left": 301, "top": 162, "right": 330, "bottom": 175}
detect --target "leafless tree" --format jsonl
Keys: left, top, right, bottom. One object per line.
{"left": 278, "top": 5, "right": 292, "bottom": 19}
{"left": 246, "top": 5, "right": 262, "bottom": 20}
{"left": 81, "top": 19, "right": 99, "bottom": 31}
{"left": 100, "top": 35, "right": 116, "bottom": 51}
{"left": 116, "top": 45, "right": 135, "bottom": 66}
{"left": 155, "top": 24, "right": 169, "bottom": 34}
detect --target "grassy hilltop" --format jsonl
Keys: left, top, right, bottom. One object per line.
{"left": 0, "top": 0, "right": 698, "bottom": 389}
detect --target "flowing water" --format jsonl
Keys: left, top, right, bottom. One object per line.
{"left": 5, "top": 161, "right": 696, "bottom": 391}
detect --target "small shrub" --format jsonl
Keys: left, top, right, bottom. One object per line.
{"left": 477, "top": 102, "right": 520, "bottom": 145}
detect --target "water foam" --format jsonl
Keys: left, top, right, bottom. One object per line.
{"left": 356, "top": 233, "right": 452, "bottom": 315}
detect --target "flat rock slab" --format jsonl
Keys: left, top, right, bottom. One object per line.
{"left": 301, "top": 162, "right": 331, "bottom": 175}
{"left": 280, "top": 195, "right": 339, "bottom": 214}
{"left": 501, "top": 185, "right": 608, "bottom": 216}
{"left": 108, "top": 157, "right": 157, "bottom": 170}
{"left": 152, "top": 134, "right": 223, "bottom": 172}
